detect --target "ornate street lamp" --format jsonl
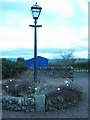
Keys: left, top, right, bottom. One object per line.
{"left": 31, "top": 2, "right": 42, "bottom": 20}
{"left": 29, "top": 2, "right": 42, "bottom": 82}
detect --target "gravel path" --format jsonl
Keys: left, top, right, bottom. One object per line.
{"left": 1, "top": 73, "right": 89, "bottom": 119}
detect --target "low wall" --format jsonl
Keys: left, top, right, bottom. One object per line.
{"left": 2, "top": 95, "right": 35, "bottom": 112}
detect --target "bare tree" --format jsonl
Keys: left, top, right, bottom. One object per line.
{"left": 59, "top": 48, "right": 74, "bottom": 59}
{"left": 58, "top": 49, "right": 75, "bottom": 79}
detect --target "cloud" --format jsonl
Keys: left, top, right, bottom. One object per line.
{"left": 0, "top": 27, "right": 34, "bottom": 50}
{"left": 0, "top": 0, "right": 88, "bottom": 59}
{"left": 1, "top": 47, "right": 88, "bottom": 59}
{"left": 74, "top": 51, "right": 88, "bottom": 58}
{"left": 37, "top": 0, "right": 75, "bottom": 17}
{"left": 0, "top": 22, "right": 88, "bottom": 51}
{"left": 1, "top": 48, "right": 58, "bottom": 59}
{"left": 79, "top": 26, "right": 88, "bottom": 39}
{"left": 37, "top": 24, "right": 88, "bottom": 49}
{"left": 3, "top": 0, "right": 74, "bottom": 17}
{"left": 76, "top": 0, "right": 88, "bottom": 15}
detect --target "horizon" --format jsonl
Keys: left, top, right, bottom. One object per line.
{"left": 1, "top": 55, "right": 89, "bottom": 61}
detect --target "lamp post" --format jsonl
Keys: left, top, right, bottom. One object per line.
{"left": 29, "top": 2, "right": 42, "bottom": 82}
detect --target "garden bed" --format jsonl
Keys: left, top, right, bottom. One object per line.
{"left": 45, "top": 85, "right": 83, "bottom": 111}
{"left": 2, "top": 73, "right": 88, "bottom": 118}
{"left": 2, "top": 78, "right": 83, "bottom": 112}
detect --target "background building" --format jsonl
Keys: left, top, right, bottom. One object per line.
{"left": 25, "top": 56, "right": 48, "bottom": 68}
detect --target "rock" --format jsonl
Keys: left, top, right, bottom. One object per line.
{"left": 31, "top": 98, "right": 35, "bottom": 105}
{"left": 17, "top": 107, "right": 21, "bottom": 111}
{"left": 30, "top": 108, "right": 35, "bottom": 112}
{"left": 2, "top": 95, "right": 35, "bottom": 112}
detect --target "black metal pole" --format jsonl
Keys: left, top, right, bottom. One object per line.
{"left": 29, "top": 21, "right": 42, "bottom": 82}
{"left": 34, "top": 19, "right": 37, "bottom": 82}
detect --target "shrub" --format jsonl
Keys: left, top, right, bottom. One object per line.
{"left": 2, "top": 79, "right": 36, "bottom": 97}
{"left": 2, "top": 58, "right": 27, "bottom": 79}
{"left": 45, "top": 85, "right": 83, "bottom": 111}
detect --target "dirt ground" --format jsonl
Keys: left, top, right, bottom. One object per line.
{"left": 1, "top": 72, "right": 89, "bottom": 119}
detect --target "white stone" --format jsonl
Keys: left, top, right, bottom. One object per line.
{"left": 57, "top": 88, "right": 60, "bottom": 91}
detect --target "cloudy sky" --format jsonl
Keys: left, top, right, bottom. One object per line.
{"left": 0, "top": 0, "right": 89, "bottom": 59}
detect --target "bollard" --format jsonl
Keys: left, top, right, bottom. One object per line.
{"left": 35, "top": 95, "right": 45, "bottom": 112}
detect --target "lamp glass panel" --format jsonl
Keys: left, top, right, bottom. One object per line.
{"left": 32, "top": 9, "right": 40, "bottom": 18}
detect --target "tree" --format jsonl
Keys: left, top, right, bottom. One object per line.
{"left": 2, "top": 58, "right": 27, "bottom": 79}
{"left": 58, "top": 49, "right": 75, "bottom": 78}
{"left": 17, "top": 57, "right": 25, "bottom": 63}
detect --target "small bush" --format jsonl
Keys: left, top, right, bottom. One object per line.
{"left": 2, "top": 79, "right": 36, "bottom": 97}
{"left": 45, "top": 85, "right": 83, "bottom": 111}
{"left": 2, "top": 58, "right": 27, "bottom": 79}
